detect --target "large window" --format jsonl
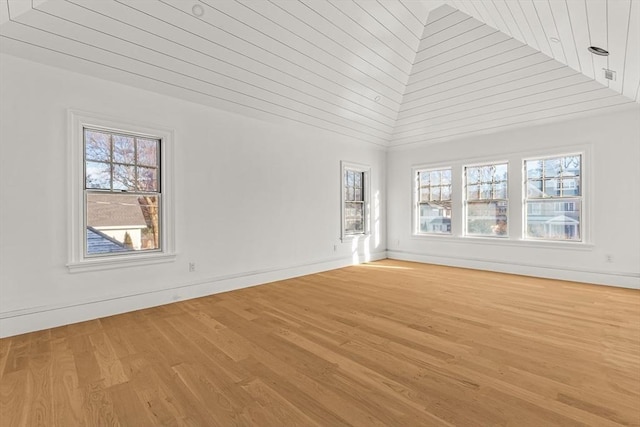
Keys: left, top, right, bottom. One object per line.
{"left": 341, "top": 162, "right": 369, "bottom": 239}
{"left": 464, "top": 163, "right": 508, "bottom": 237}
{"left": 84, "top": 129, "right": 161, "bottom": 255}
{"left": 524, "top": 154, "right": 581, "bottom": 241}
{"left": 68, "top": 111, "right": 175, "bottom": 272}
{"left": 416, "top": 168, "right": 452, "bottom": 234}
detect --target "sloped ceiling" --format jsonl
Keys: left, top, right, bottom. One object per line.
{"left": 1, "top": 0, "right": 638, "bottom": 148}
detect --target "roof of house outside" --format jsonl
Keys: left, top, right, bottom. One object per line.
{"left": 87, "top": 194, "right": 149, "bottom": 227}
{"left": 86, "top": 226, "right": 129, "bottom": 254}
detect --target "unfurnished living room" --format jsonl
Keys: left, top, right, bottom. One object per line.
{"left": 1, "top": 0, "right": 639, "bottom": 426}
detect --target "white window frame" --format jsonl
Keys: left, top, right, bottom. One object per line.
{"left": 463, "top": 161, "right": 509, "bottom": 238}
{"left": 413, "top": 166, "right": 453, "bottom": 236}
{"left": 340, "top": 161, "right": 371, "bottom": 241}
{"left": 67, "top": 110, "right": 176, "bottom": 272}
{"left": 523, "top": 152, "right": 585, "bottom": 243}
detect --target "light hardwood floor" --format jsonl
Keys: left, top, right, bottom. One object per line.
{"left": 1, "top": 260, "right": 639, "bottom": 426}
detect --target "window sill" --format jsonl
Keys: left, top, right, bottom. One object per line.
{"left": 341, "top": 233, "right": 370, "bottom": 243}
{"left": 410, "top": 234, "right": 594, "bottom": 251}
{"left": 67, "top": 252, "right": 177, "bottom": 273}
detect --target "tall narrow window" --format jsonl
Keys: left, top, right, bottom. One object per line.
{"left": 84, "top": 128, "right": 161, "bottom": 255}
{"left": 341, "top": 162, "right": 369, "bottom": 239}
{"left": 416, "top": 168, "right": 452, "bottom": 234}
{"left": 465, "top": 163, "right": 508, "bottom": 237}
{"left": 524, "top": 154, "right": 582, "bottom": 241}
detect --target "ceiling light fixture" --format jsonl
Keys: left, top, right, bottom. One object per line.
{"left": 588, "top": 46, "right": 609, "bottom": 56}
{"left": 192, "top": 4, "right": 204, "bottom": 17}
{"left": 549, "top": 37, "right": 560, "bottom": 43}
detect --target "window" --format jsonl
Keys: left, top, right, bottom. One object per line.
{"left": 84, "top": 129, "right": 161, "bottom": 255}
{"left": 415, "top": 168, "right": 452, "bottom": 234}
{"left": 464, "top": 163, "right": 508, "bottom": 237}
{"left": 69, "top": 111, "right": 175, "bottom": 272}
{"left": 524, "top": 154, "right": 581, "bottom": 241}
{"left": 341, "top": 162, "right": 369, "bottom": 239}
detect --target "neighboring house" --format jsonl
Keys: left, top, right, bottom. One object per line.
{"left": 526, "top": 179, "right": 581, "bottom": 239}
{"left": 86, "top": 194, "right": 151, "bottom": 250}
{"left": 426, "top": 217, "right": 451, "bottom": 233}
{"left": 527, "top": 202, "right": 581, "bottom": 240}
{"left": 86, "top": 227, "right": 128, "bottom": 254}
{"left": 419, "top": 203, "right": 451, "bottom": 233}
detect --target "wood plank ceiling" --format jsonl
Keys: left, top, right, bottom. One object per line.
{"left": 1, "top": 0, "right": 638, "bottom": 148}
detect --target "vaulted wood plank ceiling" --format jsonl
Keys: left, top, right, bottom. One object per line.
{"left": 1, "top": 1, "right": 638, "bottom": 148}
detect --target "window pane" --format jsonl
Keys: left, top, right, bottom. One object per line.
{"left": 353, "top": 203, "right": 363, "bottom": 231}
{"left": 544, "top": 158, "right": 561, "bottom": 177}
{"left": 347, "top": 187, "right": 355, "bottom": 201}
{"left": 441, "top": 169, "right": 451, "bottom": 185}
{"left": 346, "top": 170, "right": 354, "bottom": 187}
{"left": 481, "top": 166, "right": 493, "bottom": 182}
{"left": 420, "top": 172, "right": 430, "bottom": 185}
{"left": 354, "top": 172, "right": 361, "bottom": 187}
{"left": 137, "top": 138, "right": 158, "bottom": 167}
{"left": 494, "top": 181, "right": 507, "bottom": 199}
{"left": 544, "top": 179, "right": 560, "bottom": 197}
{"left": 467, "top": 184, "right": 479, "bottom": 200}
{"left": 85, "top": 161, "right": 111, "bottom": 189}
{"left": 526, "top": 199, "right": 581, "bottom": 241}
{"left": 85, "top": 130, "right": 111, "bottom": 162}
{"left": 495, "top": 164, "right": 508, "bottom": 181}
{"left": 86, "top": 193, "right": 160, "bottom": 254}
{"left": 467, "top": 167, "right": 480, "bottom": 184}
{"left": 113, "top": 135, "right": 135, "bottom": 164}
{"left": 345, "top": 202, "right": 364, "bottom": 234}
{"left": 441, "top": 185, "right": 451, "bottom": 200}
{"left": 355, "top": 188, "right": 362, "bottom": 201}
{"left": 560, "top": 177, "right": 579, "bottom": 196}
{"left": 430, "top": 171, "right": 440, "bottom": 185}
{"left": 137, "top": 167, "right": 158, "bottom": 192}
{"left": 527, "top": 180, "right": 543, "bottom": 197}
{"left": 562, "top": 155, "right": 580, "bottom": 174}
{"left": 416, "top": 168, "right": 452, "bottom": 235}
{"left": 480, "top": 183, "right": 492, "bottom": 199}
{"left": 466, "top": 201, "right": 508, "bottom": 236}
{"left": 418, "top": 201, "right": 451, "bottom": 234}
{"left": 430, "top": 186, "right": 441, "bottom": 201}
{"left": 113, "top": 165, "right": 136, "bottom": 191}
{"left": 420, "top": 187, "right": 430, "bottom": 202}
{"left": 526, "top": 160, "right": 542, "bottom": 179}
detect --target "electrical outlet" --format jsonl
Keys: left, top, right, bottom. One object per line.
{"left": 333, "top": 244, "right": 337, "bottom": 252}
{"left": 605, "top": 255, "right": 613, "bottom": 263}
{"left": 189, "top": 262, "right": 196, "bottom": 272}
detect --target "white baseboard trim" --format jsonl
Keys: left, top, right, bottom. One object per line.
{"left": 387, "top": 250, "right": 640, "bottom": 290}
{"left": 0, "top": 252, "right": 387, "bottom": 338}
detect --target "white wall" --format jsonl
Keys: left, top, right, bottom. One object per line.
{"left": 0, "top": 54, "right": 386, "bottom": 337}
{"left": 1, "top": 52, "right": 638, "bottom": 338}
{"left": 387, "top": 107, "right": 640, "bottom": 288}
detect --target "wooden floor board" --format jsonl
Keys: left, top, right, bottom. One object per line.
{"left": 1, "top": 260, "right": 639, "bottom": 426}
